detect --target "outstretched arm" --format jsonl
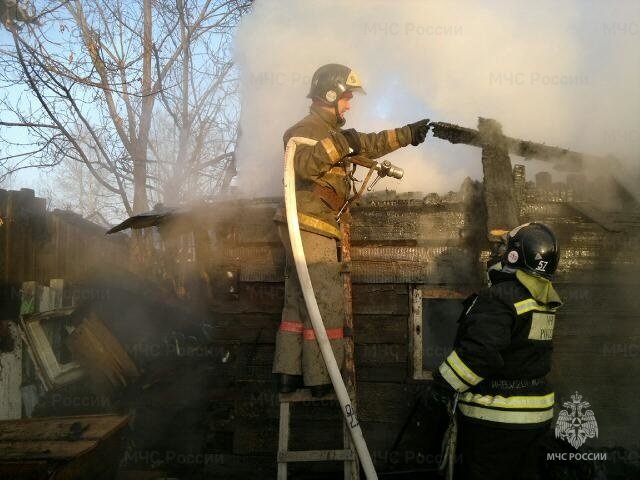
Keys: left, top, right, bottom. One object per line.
{"left": 349, "top": 119, "right": 430, "bottom": 159}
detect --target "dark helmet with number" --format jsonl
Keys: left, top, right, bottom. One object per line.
{"left": 502, "top": 222, "right": 559, "bottom": 279}
{"left": 307, "top": 64, "right": 366, "bottom": 105}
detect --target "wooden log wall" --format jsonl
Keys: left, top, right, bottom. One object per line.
{"left": 4, "top": 187, "right": 638, "bottom": 478}
{"left": 520, "top": 203, "right": 640, "bottom": 456}
{"left": 191, "top": 193, "right": 640, "bottom": 478}
{"left": 172, "top": 197, "right": 482, "bottom": 477}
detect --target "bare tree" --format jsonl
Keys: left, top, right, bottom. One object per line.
{"left": 0, "top": 0, "right": 249, "bottom": 229}
{"left": 34, "top": 155, "right": 123, "bottom": 227}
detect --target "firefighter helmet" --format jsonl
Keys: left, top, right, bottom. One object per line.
{"left": 307, "top": 64, "right": 366, "bottom": 105}
{"left": 502, "top": 222, "right": 559, "bottom": 279}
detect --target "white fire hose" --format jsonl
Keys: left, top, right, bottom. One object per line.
{"left": 284, "top": 137, "right": 378, "bottom": 479}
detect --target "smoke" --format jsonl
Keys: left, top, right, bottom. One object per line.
{"left": 233, "top": 0, "right": 639, "bottom": 198}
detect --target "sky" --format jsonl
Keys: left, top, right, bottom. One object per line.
{"left": 2, "top": 0, "right": 639, "bottom": 205}
{"left": 233, "top": 0, "right": 640, "bottom": 198}
{"left": 0, "top": 2, "right": 237, "bottom": 217}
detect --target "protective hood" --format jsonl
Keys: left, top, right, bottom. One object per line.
{"left": 516, "top": 269, "right": 563, "bottom": 307}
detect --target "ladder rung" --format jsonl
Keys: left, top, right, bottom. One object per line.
{"left": 278, "top": 449, "right": 355, "bottom": 463}
{"left": 279, "top": 389, "right": 337, "bottom": 403}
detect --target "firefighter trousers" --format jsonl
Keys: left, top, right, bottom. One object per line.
{"left": 272, "top": 224, "right": 345, "bottom": 386}
{"left": 456, "top": 416, "right": 548, "bottom": 480}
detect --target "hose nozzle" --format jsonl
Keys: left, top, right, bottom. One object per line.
{"left": 379, "top": 160, "right": 404, "bottom": 180}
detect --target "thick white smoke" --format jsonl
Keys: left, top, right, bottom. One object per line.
{"left": 234, "top": 0, "right": 639, "bottom": 198}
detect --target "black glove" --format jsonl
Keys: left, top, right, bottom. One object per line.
{"left": 427, "top": 371, "right": 456, "bottom": 409}
{"left": 341, "top": 128, "right": 361, "bottom": 156}
{"left": 407, "top": 119, "right": 431, "bottom": 146}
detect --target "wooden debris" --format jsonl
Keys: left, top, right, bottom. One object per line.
{"left": 0, "top": 322, "right": 21, "bottom": 420}
{"left": 478, "top": 118, "right": 520, "bottom": 240}
{"left": 19, "top": 281, "right": 84, "bottom": 392}
{"left": 0, "top": 414, "right": 130, "bottom": 480}
{"left": 67, "top": 312, "right": 139, "bottom": 388}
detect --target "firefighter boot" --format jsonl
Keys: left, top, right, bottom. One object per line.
{"left": 278, "top": 374, "right": 303, "bottom": 393}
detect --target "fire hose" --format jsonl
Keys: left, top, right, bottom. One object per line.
{"left": 438, "top": 392, "right": 459, "bottom": 480}
{"left": 284, "top": 137, "right": 403, "bottom": 479}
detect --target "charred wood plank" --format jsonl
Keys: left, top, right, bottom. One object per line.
{"left": 0, "top": 414, "right": 129, "bottom": 442}
{"left": 356, "top": 382, "right": 422, "bottom": 425}
{"left": 478, "top": 118, "right": 520, "bottom": 239}
{"left": 352, "top": 285, "right": 408, "bottom": 315}
{"left": 431, "top": 120, "right": 591, "bottom": 172}
{"left": 354, "top": 315, "right": 407, "bottom": 344}
{"left": 355, "top": 344, "right": 407, "bottom": 367}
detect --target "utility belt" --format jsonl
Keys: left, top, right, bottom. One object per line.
{"left": 313, "top": 184, "right": 347, "bottom": 213}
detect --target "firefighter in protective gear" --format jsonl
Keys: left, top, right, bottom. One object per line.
{"left": 273, "top": 63, "right": 430, "bottom": 396}
{"left": 434, "top": 222, "right": 562, "bottom": 480}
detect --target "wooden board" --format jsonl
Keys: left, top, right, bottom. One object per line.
{"left": 0, "top": 322, "right": 21, "bottom": 420}
{"left": 478, "top": 118, "right": 520, "bottom": 239}
{"left": 0, "top": 414, "right": 129, "bottom": 442}
{"left": 0, "top": 416, "right": 127, "bottom": 480}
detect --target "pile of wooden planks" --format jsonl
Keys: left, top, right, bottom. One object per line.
{"left": 0, "top": 414, "right": 130, "bottom": 480}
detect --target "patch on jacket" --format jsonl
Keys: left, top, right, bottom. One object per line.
{"left": 528, "top": 312, "right": 555, "bottom": 340}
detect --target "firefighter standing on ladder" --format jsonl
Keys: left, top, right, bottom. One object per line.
{"left": 273, "top": 63, "right": 430, "bottom": 397}
{"left": 431, "top": 222, "right": 563, "bottom": 479}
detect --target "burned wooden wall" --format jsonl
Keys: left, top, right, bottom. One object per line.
{"left": 520, "top": 202, "right": 640, "bottom": 455}
{"left": 187, "top": 195, "right": 485, "bottom": 478}
{"left": 5, "top": 170, "right": 639, "bottom": 478}
{"left": 0, "top": 188, "right": 129, "bottom": 319}
{"left": 186, "top": 172, "right": 640, "bottom": 477}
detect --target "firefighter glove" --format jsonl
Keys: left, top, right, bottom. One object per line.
{"left": 341, "top": 128, "right": 361, "bottom": 156}
{"left": 428, "top": 371, "right": 456, "bottom": 408}
{"left": 408, "top": 119, "right": 431, "bottom": 146}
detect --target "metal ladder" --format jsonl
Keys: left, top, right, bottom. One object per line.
{"left": 276, "top": 222, "right": 361, "bottom": 479}
{"left": 277, "top": 389, "right": 359, "bottom": 479}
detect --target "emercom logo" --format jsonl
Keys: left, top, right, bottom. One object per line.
{"left": 555, "top": 391, "right": 599, "bottom": 449}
